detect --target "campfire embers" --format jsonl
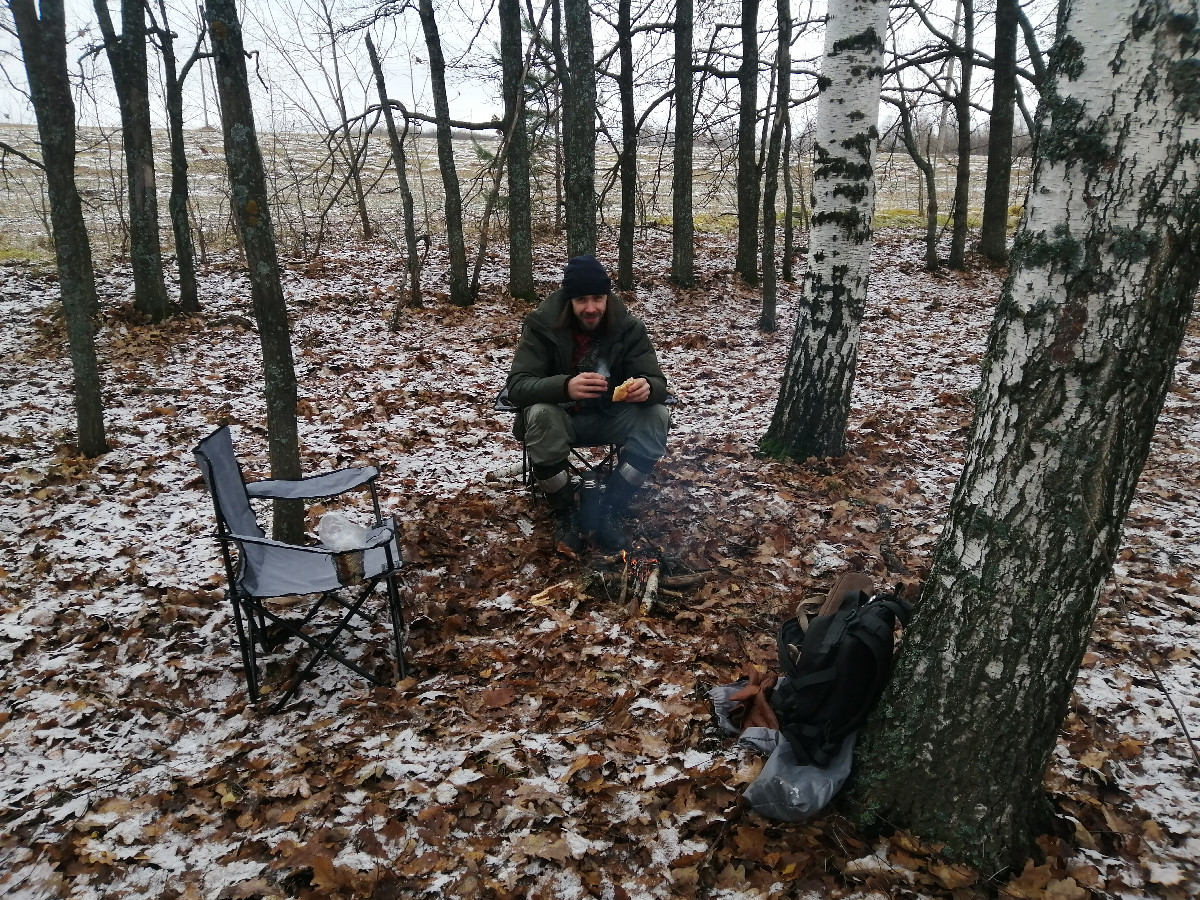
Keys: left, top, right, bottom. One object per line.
{"left": 619, "top": 542, "right": 661, "bottom": 617}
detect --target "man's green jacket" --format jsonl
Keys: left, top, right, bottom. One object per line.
{"left": 506, "top": 289, "right": 669, "bottom": 411}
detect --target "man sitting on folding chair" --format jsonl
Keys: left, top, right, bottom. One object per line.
{"left": 507, "top": 254, "right": 671, "bottom": 557}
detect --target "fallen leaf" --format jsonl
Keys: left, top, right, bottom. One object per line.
{"left": 929, "top": 861, "right": 977, "bottom": 890}
{"left": 481, "top": 687, "right": 515, "bottom": 708}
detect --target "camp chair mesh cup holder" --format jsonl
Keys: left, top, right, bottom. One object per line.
{"left": 193, "top": 426, "right": 408, "bottom": 711}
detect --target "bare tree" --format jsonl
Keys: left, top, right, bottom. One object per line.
{"left": 759, "top": 0, "right": 790, "bottom": 331}
{"left": 734, "top": 0, "right": 760, "bottom": 285}
{"left": 93, "top": 0, "right": 172, "bottom": 322}
{"left": 855, "top": 0, "right": 1200, "bottom": 871}
{"left": 500, "top": 0, "right": 536, "bottom": 300}
{"left": 148, "top": 0, "right": 207, "bottom": 315}
{"left": 205, "top": 0, "right": 303, "bottom": 541}
{"left": 418, "top": 0, "right": 470, "bottom": 305}
{"left": 560, "top": 0, "right": 599, "bottom": 256}
{"left": 317, "top": 0, "right": 373, "bottom": 241}
{"left": 670, "top": 0, "right": 695, "bottom": 288}
{"left": 7, "top": 0, "right": 107, "bottom": 457}
{"left": 761, "top": 0, "right": 889, "bottom": 459}
{"left": 946, "top": 0, "right": 973, "bottom": 267}
{"left": 884, "top": 88, "right": 939, "bottom": 270}
{"left": 615, "top": 0, "right": 636, "bottom": 289}
{"left": 978, "top": 0, "right": 1019, "bottom": 263}
{"left": 365, "top": 32, "right": 422, "bottom": 319}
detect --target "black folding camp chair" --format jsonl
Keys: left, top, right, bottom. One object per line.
{"left": 493, "top": 387, "right": 620, "bottom": 491}
{"left": 193, "top": 425, "right": 407, "bottom": 712}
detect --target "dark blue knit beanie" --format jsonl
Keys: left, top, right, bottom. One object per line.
{"left": 561, "top": 255, "right": 611, "bottom": 301}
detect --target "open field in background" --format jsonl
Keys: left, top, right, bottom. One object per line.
{"left": 0, "top": 123, "right": 1030, "bottom": 262}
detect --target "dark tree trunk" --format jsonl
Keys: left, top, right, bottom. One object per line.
{"left": 151, "top": 0, "right": 200, "bottom": 314}
{"left": 854, "top": 0, "right": 1200, "bottom": 872}
{"left": 8, "top": 0, "right": 107, "bottom": 457}
{"left": 500, "top": 0, "right": 535, "bottom": 301}
{"left": 670, "top": 0, "right": 695, "bottom": 288}
{"left": 561, "top": 0, "right": 598, "bottom": 257}
{"left": 616, "top": 0, "right": 636, "bottom": 290}
{"left": 551, "top": 0, "right": 564, "bottom": 234}
{"left": 318, "top": 0, "right": 372, "bottom": 242}
{"left": 781, "top": 116, "right": 795, "bottom": 282}
{"left": 418, "top": 0, "right": 471, "bottom": 306}
{"left": 205, "top": 0, "right": 302, "bottom": 542}
{"left": 978, "top": 0, "right": 1019, "bottom": 263}
{"left": 759, "top": 0, "right": 790, "bottom": 332}
{"left": 948, "top": 0, "right": 974, "bottom": 268}
{"left": 890, "top": 94, "right": 940, "bottom": 271}
{"left": 734, "top": 0, "right": 760, "bottom": 285}
{"left": 365, "top": 34, "right": 422, "bottom": 319}
{"left": 94, "top": 0, "right": 171, "bottom": 322}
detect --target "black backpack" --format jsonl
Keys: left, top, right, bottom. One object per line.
{"left": 770, "top": 586, "right": 912, "bottom": 766}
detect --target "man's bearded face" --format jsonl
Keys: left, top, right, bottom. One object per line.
{"left": 571, "top": 294, "right": 607, "bottom": 331}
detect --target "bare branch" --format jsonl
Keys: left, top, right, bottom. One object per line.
{"left": 0, "top": 140, "right": 44, "bottom": 170}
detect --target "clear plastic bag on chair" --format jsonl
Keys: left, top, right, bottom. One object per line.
{"left": 318, "top": 511, "right": 371, "bottom": 551}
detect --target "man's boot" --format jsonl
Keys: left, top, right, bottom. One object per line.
{"left": 596, "top": 457, "right": 653, "bottom": 552}
{"left": 536, "top": 465, "right": 582, "bottom": 558}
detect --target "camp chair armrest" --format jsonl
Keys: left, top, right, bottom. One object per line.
{"left": 355, "top": 520, "right": 400, "bottom": 552}
{"left": 246, "top": 466, "right": 379, "bottom": 500}
{"left": 226, "top": 518, "right": 396, "bottom": 553}
{"left": 226, "top": 531, "right": 337, "bottom": 554}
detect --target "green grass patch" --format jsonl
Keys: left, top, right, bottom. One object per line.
{"left": 0, "top": 236, "right": 55, "bottom": 267}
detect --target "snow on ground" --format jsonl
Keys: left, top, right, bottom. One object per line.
{"left": 0, "top": 230, "right": 1197, "bottom": 899}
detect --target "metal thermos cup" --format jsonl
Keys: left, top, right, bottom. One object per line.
{"left": 579, "top": 475, "right": 601, "bottom": 534}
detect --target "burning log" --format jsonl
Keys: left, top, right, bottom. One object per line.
{"left": 639, "top": 564, "right": 660, "bottom": 616}
{"left": 622, "top": 543, "right": 661, "bottom": 618}
{"left": 659, "top": 571, "right": 709, "bottom": 590}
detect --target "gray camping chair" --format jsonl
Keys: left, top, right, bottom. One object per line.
{"left": 193, "top": 425, "right": 407, "bottom": 711}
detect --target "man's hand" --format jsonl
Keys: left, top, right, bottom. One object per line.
{"left": 567, "top": 372, "right": 609, "bottom": 400}
{"left": 617, "top": 377, "right": 651, "bottom": 403}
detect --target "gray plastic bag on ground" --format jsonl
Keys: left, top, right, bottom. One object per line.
{"left": 709, "top": 682, "right": 856, "bottom": 822}
{"left": 741, "top": 729, "right": 855, "bottom": 821}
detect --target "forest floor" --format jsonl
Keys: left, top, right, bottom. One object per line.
{"left": 0, "top": 229, "right": 1197, "bottom": 900}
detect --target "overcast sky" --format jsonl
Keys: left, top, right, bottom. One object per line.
{"left": 0, "top": 0, "right": 504, "bottom": 131}
{"left": 0, "top": 0, "right": 1043, "bottom": 140}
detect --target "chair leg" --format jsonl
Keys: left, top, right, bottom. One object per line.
{"left": 229, "top": 592, "right": 260, "bottom": 703}
{"left": 385, "top": 571, "right": 408, "bottom": 680}
{"left": 267, "top": 581, "right": 391, "bottom": 712}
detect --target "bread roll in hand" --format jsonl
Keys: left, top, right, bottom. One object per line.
{"left": 612, "top": 378, "right": 637, "bottom": 402}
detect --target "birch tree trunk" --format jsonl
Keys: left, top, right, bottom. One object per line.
{"left": 670, "top": 0, "right": 694, "bottom": 288}
{"left": 854, "top": 0, "right": 1200, "bottom": 873}
{"left": 206, "top": 0, "right": 303, "bottom": 542}
{"left": 8, "top": 0, "right": 107, "bottom": 457}
{"left": 761, "top": 0, "right": 887, "bottom": 458}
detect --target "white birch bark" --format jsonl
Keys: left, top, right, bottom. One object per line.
{"left": 856, "top": 0, "right": 1200, "bottom": 873}
{"left": 763, "top": 0, "right": 888, "bottom": 458}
